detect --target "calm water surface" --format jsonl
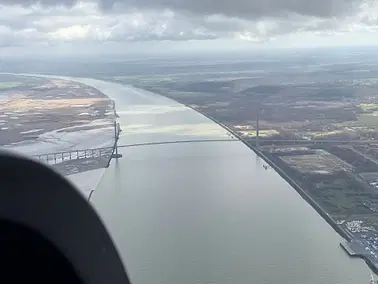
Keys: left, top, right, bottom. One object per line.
{"left": 23, "top": 76, "right": 373, "bottom": 284}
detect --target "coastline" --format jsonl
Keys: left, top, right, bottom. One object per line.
{"left": 3, "top": 73, "right": 374, "bottom": 272}
{"left": 0, "top": 73, "right": 121, "bottom": 197}
{"left": 184, "top": 104, "right": 378, "bottom": 275}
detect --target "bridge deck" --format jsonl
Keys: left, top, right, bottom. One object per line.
{"left": 33, "top": 137, "right": 378, "bottom": 165}
{"left": 33, "top": 138, "right": 237, "bottom": 165}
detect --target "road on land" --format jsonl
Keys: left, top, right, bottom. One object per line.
{"left": 12, "top": 75, "right": 371, "bottom": 284}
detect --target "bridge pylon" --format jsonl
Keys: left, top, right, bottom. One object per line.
{"left": 256, "top": 112, "right": 260, "bottom": 149}
{"left": 111, "top": 121, "right": 123, "bottom": 159}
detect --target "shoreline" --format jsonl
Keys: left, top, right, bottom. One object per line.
{"left": 4, "top": 73, "right": 375, "bottom": 272}
{"left": 184, "top": 104, "right": 378, "bottom": 275}
{"left": 0, "top": 73, "right": 120, "bottom": 198}
{"left": 0, "top": 73, "right": 120, "bottom": 159}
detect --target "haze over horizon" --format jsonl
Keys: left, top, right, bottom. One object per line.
{"left": 1, "top": 0, "right": 378, "bottom": 57}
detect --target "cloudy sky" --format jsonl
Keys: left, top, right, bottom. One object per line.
{"left": 0, "top": 0, "right": 378, "bottom": 56}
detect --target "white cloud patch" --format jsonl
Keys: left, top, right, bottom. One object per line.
{"left": 0, "top": 0, "right": 377, "bottom": 51}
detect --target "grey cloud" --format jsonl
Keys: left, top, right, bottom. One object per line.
{"left": 185, "top": 13, "right": 343, "bottom": 41}
{"left": 0, "top": 0, "right": 363, "bottom": 20}
{"left": 106, "top": 13, "right": 218, "bottom": 41}
{"left": 94, "top": 0, "right": 366, "bottom": 41}
{"left": 0, "top": 0, "right": 374, "bottom": 48}
{"left": 0, "top": 18, "right": 28, "bottom": 30}
{"left": 199, "top": 16, "right": 250, "bottom": 33}
{"left": 100, "top": 0, "right": 362, "bottom": 20}
{"left": 114, "top": 31, "right": 217, "bottom": 41}
{"left": 0, "top": 0, "right": 77, "bottom": 6}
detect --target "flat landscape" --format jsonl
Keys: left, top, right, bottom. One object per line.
{"left": 76, "top": 48, "right": 378, "bottom": 269}
{"left": 2, "top": 48, "right": 378, "bottom": 266}
{"left": 0, "top": 74, "right": 116, "bottom": 177}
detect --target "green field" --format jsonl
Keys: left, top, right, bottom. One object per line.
{"left": 353, "top": 114, "right": 378, "bottom": 126}
{"left": 336, "top": 113, "right": 378, "bottom": 127}
{"left": 310, "top": 130, "right": 346, "bottom": 138}
{"left": 241, "top": 129, "right": 279, "bottom": 137}
{"left": 359, "top": 103, "right": 378, "bottom": 111}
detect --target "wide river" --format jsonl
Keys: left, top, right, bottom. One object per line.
{"left": 19, "top": 75, "right": 372, "bottom": 284}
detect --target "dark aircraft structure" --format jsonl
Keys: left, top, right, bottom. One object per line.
{"left": 0, "top": 150, "right": 131, "bottom": 284}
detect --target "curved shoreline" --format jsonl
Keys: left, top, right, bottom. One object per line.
{"left": 184, "top": 104, "right": 377, "bottom": 274}
{"left": 5, "top": 73, "right": 374, "bottom": 272}
{"left": 0, "top": 73, "right": 119, "bottom": 198}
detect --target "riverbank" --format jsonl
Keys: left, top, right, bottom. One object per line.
{"left": 185, "top": 104, "right": 378, "bottom": 275}
{"left": 0, "top": 75, "right": 116, "bottom": 171}
{"left": 0, "top": 74, "right": 123, "bottom": 198}
{"left": 0, "top": 73, "right": 122, "bottom": 197}
{"left": 340, "top": 241, "right": 378, "bottom": 274}
{"left": 44, "top": 78, "right": 368, "bottom": 284}
{"left": 60, "top": 101, "right": 121, "bottom": 199}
